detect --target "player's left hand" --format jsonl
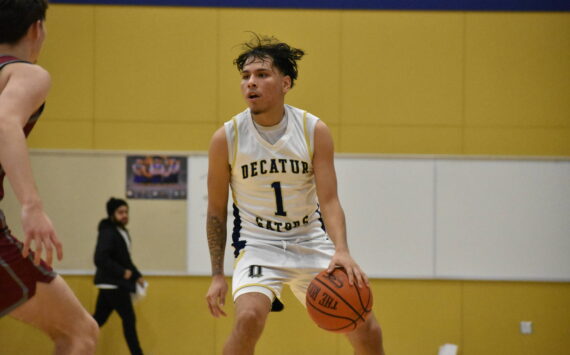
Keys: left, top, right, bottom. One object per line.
{"left": 327, "top": 250, "right": 369, "bottom": 288}
{"left": 21, "top": 204, "right": 63, "bottom": 267}
{"left": 206, "top": 274, "right": 228, "bottom": 318}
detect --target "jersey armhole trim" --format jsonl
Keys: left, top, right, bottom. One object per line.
{"left": 302, "top": 111, "right": 313, "bottom": 159}
{"left": 231, "top": 117, "right": 238, "bottom": 169}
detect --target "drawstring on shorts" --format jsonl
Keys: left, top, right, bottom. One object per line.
{"left": 281, "top": 238, "right": 302, "bottom": 251}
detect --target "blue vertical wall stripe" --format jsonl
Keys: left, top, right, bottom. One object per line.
{"left": 50, "top": 0, "right": 570, "bottom": 11}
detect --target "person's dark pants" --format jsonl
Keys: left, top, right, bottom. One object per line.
{"left": 93, "top": 288, "right": 143, "bottom": 355}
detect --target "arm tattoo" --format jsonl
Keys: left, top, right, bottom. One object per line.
{"left": 207, "top": 214, "right": 226, "bottom": 276}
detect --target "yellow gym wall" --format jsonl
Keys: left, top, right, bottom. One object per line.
{"left": 0, "top": 4, "right": 569, "bottom": 355}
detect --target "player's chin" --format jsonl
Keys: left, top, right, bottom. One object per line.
{"left": 247, "top": 102, "right": 258, "bottom": 110}
{"left": 247, "top": 103, "right": 264, "bottom": 115}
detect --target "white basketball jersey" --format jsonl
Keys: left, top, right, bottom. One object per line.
{"left": 224, "top": 105, "right": 327, "bottom": 251}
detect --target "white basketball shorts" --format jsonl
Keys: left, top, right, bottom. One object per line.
{"left": 232, "top": 235, "right": 335, "bottom": 306}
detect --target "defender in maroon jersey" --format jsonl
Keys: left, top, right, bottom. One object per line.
{"left": 0, "top": 1, "right": 98, "bottom": 353}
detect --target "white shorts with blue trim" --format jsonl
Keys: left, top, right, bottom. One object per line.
{"left": 232, "top": 235, "right": 335, "bottom": 306}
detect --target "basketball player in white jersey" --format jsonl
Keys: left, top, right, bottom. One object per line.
{"left": 205, "top": 34, "right": 385, "bottom": 355}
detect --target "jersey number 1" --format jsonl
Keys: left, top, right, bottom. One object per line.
{"left": 271, "top": 181, "right": 287, "bottom": 216}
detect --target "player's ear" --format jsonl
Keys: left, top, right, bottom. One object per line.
{"left": 282, "top": 75, "right": 292, "bottom": 93}
{"left": 27, "top": 20, "right": 43, "bottom": 39}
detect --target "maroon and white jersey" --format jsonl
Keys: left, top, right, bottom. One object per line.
{"left": 0, "top": 56, "right": 45, "bottom": 201}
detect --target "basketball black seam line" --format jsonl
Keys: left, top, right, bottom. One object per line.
{"left": 306, "top": 299, "right": 357, "bottom": 322}
{"left": 354, "top": 283, "right": 372, "bottom": 312}
{"left": 306, "top": 300, "right": 357, "bottom": 332}
{"left": 307, "top": 304, "right": 357, "bottom": 331}
{"left": 314, "top": 277, "right": 366, "bottom": 322}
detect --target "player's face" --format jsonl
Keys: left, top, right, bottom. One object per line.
{"left": 113, "top": 205, "right": 129, "bottom": 227}
{"left": 240, "top": 57, "right": 291, "bottom": 115}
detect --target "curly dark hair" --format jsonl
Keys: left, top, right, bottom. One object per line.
{"left": 0, "top": 0, "right": 48, "bottom": 44}
{"left": 234, "top": 33, "right": 305, "bottom": 88}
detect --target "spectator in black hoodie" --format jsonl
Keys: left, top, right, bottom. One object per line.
{"left": 93, "top": 197, "right": 144, "bottom": 355}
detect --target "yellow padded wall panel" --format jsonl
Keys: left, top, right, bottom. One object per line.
{"left": 464, "top": 127, "right": 570, "bottom": 156}
{"left": 94, "top": 6, "right": 218, "bottom": 124}
{"left": 94, "top": 122, "right": 217, "bottom": 150}
{"left": 341, "top": 126, "right": 463, "bottom": 154}
{"left": 341, "top": 11, "right": 464, "bottom": 127}
{"left": 28, "top": 120, "right": 94, "bottom": 149}
{"left": 465, "top": 13, "right": 570, "bottom": 128}
{"left": 462, "top": 281, "right": 570, "bottom": 355}
{"left": 0, "top": 318, "right": 52, "bottom": 354}
{"left": 372, "top": 280, "right": 462, "bottom": 355}
{"left": 217, "top": 9, "right": 342, "bottom": 125}
{"left": 2, "top": 277, "right": 570, "bottom": 354}
{"left": 130, "top": 277, "right": 217, "bottom": 355}
{"left": 39, "top": 5, "right": 95, "bottom": 122}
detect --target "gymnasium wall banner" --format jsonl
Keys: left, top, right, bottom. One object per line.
{"left": 126, "top": 155, "right": 187, "bottom": 200}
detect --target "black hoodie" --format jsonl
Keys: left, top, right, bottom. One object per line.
{"left": 93, "top": 218, "right": 142, "bottom": 292}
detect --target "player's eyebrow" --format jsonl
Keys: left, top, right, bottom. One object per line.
{"left": 241, "top": 67, "right": 272, "bottom": 74}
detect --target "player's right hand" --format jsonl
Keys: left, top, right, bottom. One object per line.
{"left": 20, "top": 204, "right": 63, "bottom": 267}
{"left": 206, "top": 274, "right": 228, "bottom": 318}
{"left": 327, "top": 250, "right": 369, "bottom": 288}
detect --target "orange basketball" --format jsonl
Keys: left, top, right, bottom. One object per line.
{"left": 305, "top": 268, "right": 373, "bottom": 333}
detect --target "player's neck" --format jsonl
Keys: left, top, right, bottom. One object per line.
{"left": 251, "top": 105, "right": 286, "bottom": 127}
{"left": 0, "top": 44, "right": 32, "bottom": 62}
